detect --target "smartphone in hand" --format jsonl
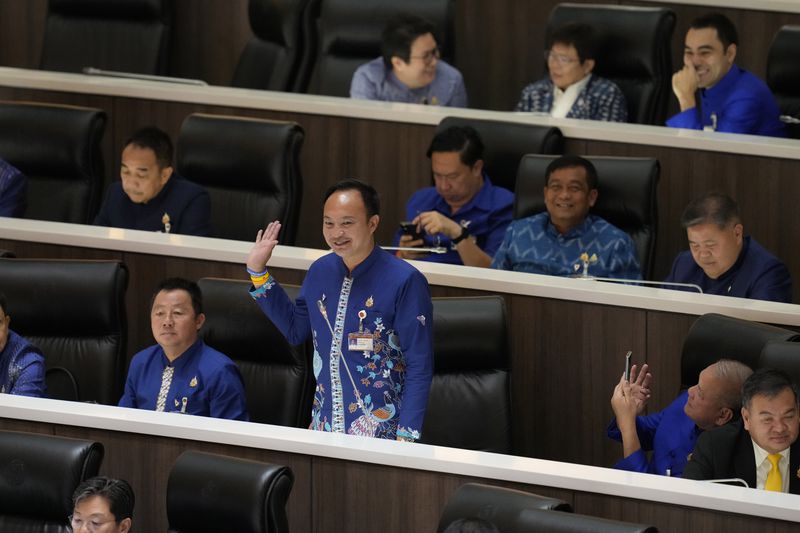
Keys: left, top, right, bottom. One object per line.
{"left": 624, "top": 350, "right": 632, "bottom": 381}
{"left": 399, "top": 221, "right": 423, "bottom": 241}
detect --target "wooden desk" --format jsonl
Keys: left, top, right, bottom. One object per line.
{"left": 2, "top": 218, "right": 798, "bottom": 467}
{"left": 0, "top": 395, "right": 797, "bottom": 532}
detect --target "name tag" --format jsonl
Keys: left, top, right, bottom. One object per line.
{"left": 348, "top": 332, "right": 374, "bottom": 352}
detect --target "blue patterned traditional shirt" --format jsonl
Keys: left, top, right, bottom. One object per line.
{"left": 515, "top": 74, "right": 628, "bottom": 122}
{"left": 350, "top": 57, "right": 468, "bottom": 107}
{"left": 0, "top": 159, "right": 27, "bottom": 218}
{"left": 251, "top": 245, "right": 434, "bottom": 441}
{"left": 0, "top": 330, "right": 45, "bottom": 397}
{"left": 491, "top": 212, "right": 641, "bottom": 280}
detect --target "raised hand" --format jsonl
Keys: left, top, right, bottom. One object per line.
{"left": 628, "top": 363, "right": 653, "bottom": 415}
{"left": 247, "top": 220, "right": 281, "bottom": 273}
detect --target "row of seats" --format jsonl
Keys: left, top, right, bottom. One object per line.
{"left": 0, "top": 430, "right": 293, "bottom": 533}
{"left": 0, "top": 102, "right": 304, "bottom": 243}
{"left": 34, "top": 0, "right": 800, "bottom": 131}
{"left": 3, "top": 256, "right": 800, "bottom": 457}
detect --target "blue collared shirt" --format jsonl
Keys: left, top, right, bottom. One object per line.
{"left": 666, "top": 65, "right": 786, "bottom": 137}
{"left": 251, "top": 245, "right": 433, "bottom": 441}
{"left": 94, "top": 175, "right": 211, "bottom": 236}
{"left": 491, "top": 212, "right": 641, "bottom": 280}
{"left": 0, "top": 330, "right": 45, "bottom": 397}
{"left": 350, "top": 57, "right": 468, "bottom": 107}
{"left": 394, "top": 177, "right": 514, "bottom": 265}
{"left": 0, "top": 159, "right": 27, "bottom": 218}
{"left": 119, "top": 339, "right": 248, "bottom": 421}
{"left": 515, "top": 74, "right": 628, "bottom": 122}
{"left": 664, "top": 235, "right": 792, "bottom": 303}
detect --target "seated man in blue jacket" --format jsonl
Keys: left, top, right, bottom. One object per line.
{"left": 667, "top": 12, "right": 785, "bottom": 137}
{"left": 664, "top": 192, "right": 792, "bottom": 303}
{"left": 608, "top": 359, "right": 751, "bottom": 476}
{"left": 94, "top": 127, "right": 211, "bottom": 236}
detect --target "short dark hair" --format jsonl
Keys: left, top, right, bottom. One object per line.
{"left": 689, "top": 13, "right": 738, "bottom": 50}
{"left": 742, "top": 367, "right": 799, "bottom": 410}
{"left": 381, "top": 13, "right": 437, "bottom": 70}
{"left": 680, "top": 192, "right": 741, "bottom": 229}
{"left": 123, "top": 126, "right": 174, "bottom": 169}
{"left": 547, "top": 22, "right": 598, "bottom": 63}
{"left": 544, "top": 155, "right": 599, "bottom": 190}
{"left": 426, "top": 126, "right": 485, "bottom": 167}
{"left": 72, "top": 476, "right": 135, "bottom": 523}
{"left": 151, "top": 277, "right": 203, "bottom": 316}
{"left": 324, "top": 178, "right": 381, "bottom": 219}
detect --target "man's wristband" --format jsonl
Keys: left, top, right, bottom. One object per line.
{"left": 246, "top": 266, "right": 268, "bottom": 277}
{"left": 451, "top": 226, "right": 470, "bottom": 245}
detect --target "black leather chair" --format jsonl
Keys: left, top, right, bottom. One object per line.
{"left": 176, "top": 113, "right": 304, "bottom": 243}
{"left": 0, "top": 430, "right": 104, "bottom": 532}
{"left": 435, "top": 117, "right": 564, "bottom": 193}
{"left": 301, "top": 0, "right": 455, "bottom": 97}
{"left": 0, "top": 258, "right": 128, "bottom": 404}
{"left": 0, "top": 102, "right": 106, "bottom": 224}
{"left": 767, "top": 25, "right": 800, "bottom": 139}
{"left": 516, "top": 508, "right": 657, "bottom": 533}
{"left": 547, "top": 3, "right": 675, "bottom": 125}
{"left": 232, "top": 0, "right": 309, "bottom": 91}
{"left": 167, "top": 450, "right": 294, "bottom": 533}
{"left": 420, "top": 296, "right": 512, "bottom": 453}
{"left": 198, "top": 278, "right": 313, "bottom": 427}
{"left": 40, "top": 0, "right": 170, "bottom": 74}
{"left": 680, "top": 313, "right": 800, "bottom": 390}
{"left": 514, "top": 154, "right": 659, "bottom": 279}
{"left": 758, "top": 340, "right": 800, "bottom": 388}
{"left": 437, "top": 483, "right": 571, "bottom": 533}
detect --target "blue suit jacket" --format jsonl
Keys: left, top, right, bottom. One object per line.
{"left": 607, "top": 390, "right": 701, "bottom": 476}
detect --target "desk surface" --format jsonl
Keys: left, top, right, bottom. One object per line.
{"left": 1, "top": 393, "right": 798, "bottom": 523}
{"left": 2, "top": 217, "right": 798, "bottom": 326}
{"left": 1, "top": 66, "right": 798, "bottom": 161}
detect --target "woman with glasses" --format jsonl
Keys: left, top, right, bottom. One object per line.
{"left": 351, "top": 13, "right": 467, "bottom": 108}
{"left": 515, "top": 22, "right": 627, "bottom": 122}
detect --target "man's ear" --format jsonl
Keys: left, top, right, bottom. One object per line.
{"left": 160, "top": 165, "right": 174, "bottom": 184}
{"left": 582, "top": 58, "right": 596, "bottom": 75}
{"left": 195, "top": 312, "right": 206, "bottom": 331}
{"left": 725, "top": 43, "right": 737, "bottom": 63}
{"left": 119, "top": 517, "right": 132, "bottom": 533}
{"left": 742, "top": 406, "right": 751, "bottom": 431}
{"left": 390, "top": 56, "right": 406, "bottom": 72}
{"left": 368, "top": 214, "right": 380, "bottom": 234}
{"left": 587, "top": 188, "right": 599, "bottom": 208}
{"left": 472, "top": 159, "right": 484, "bottom": 177}
{"left": 715, "top": 406, "right": 733, "bottom": 427}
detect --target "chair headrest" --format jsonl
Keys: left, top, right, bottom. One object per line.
{"left": 768, "top": 25, "right": 800, "bottom": 95}
{"left": 759, "top": 340, "right": 800, "bottom": 390}
{"left": 432, "top": 296, "right": 508, "bottom": 372}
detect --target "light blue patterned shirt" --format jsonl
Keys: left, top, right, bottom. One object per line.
{"left": 350, "top": 57, "right": 468, "bottom": 107}
{"left": 491, "top": 213, "right": 641, "bottom": 280}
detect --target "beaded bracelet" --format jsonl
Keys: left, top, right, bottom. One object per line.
{"left": 250, "top": 272, "right": 271, "bottom": 286}
{"left": 246, "top": 266, "right": 268, "bottom": 277}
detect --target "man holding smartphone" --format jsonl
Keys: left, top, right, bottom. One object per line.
{"left": 608, "top": 359, "right": 752, "bottom": 476}
{"left": 394, "top": 126, "right": 513, "bottom": 268}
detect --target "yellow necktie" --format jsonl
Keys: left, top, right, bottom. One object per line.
{"left": 765, "top": 453, "right": 783, "bottom": 492}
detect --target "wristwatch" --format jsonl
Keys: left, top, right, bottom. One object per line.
{"left": 451, "top": 225, "right": 470, "bottom": 245}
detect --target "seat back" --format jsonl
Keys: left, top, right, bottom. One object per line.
{"left": 420, "top": 296, "right": 511, "bottom": 453}
{"left": 232, "top": 0, "right": 308, "bottom": 91}
{"left": 767, "top": 25, "right": 800, "bottom": 139}
{"left": 514, "top": 154, "right": 659, "bottom": 279}
{"left": 198, "top": 278, "right": 313, "bottom": 427}
{"left": 516, "top": 508, "right": 657, "bottom": 533}
{"left": 758, "top": 340, "right": 800, "bottom": 389}
{"left": 0, "top": 259, "right": 128, "bottom": 404}
{"left": 0, "top": 430, "right": 103, "bottom": 533}
{"left": 547, "top": 3, "right": 675, "bottom": 125}
{"left": 302, "top": 0, "right": 455, "bottom": 96}
{"left": 41, "top": 0, "right": 170, "bottom": 74}
{"left": 176, "top": 114, "right": 304, "bottom": 244}
{"left": 0, "top": 102, "right": 106, "bottom": 224}
{"left": 435, "top": 117, "right": 564, "bottom": 192}
{"left": 167, "top": 450, "right": 294, "bottom": 533}
{"left": 681, "top": 313, "right": 800, "bottom": 389}
{"left": 437, "top": 483, "right": 572, "bottom": 533}
{"left": 45, "top": 367, "right": 80, "bottom": 402}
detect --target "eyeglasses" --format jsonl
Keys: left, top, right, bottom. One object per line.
{"left": 544, "top": 50, "right": 579, "bottom": 66}
{"left": 410, "top": 47, "right": 441, "bottom": 65}
{"left": 70, "top": 515, "right": 115, "bottom": 532}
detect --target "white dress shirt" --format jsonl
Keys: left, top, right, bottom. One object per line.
{"left": 752, "top": 439, "right": 790, "bottom": 492}
{"left": 550, "top": 74, "right": 591, "bottom": 118}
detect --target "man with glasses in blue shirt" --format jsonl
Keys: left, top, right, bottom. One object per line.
{"left": 516, "top": 22, "right": 627, "bottom": 122}
{"left": 350, "top": 13, "right": 467, "bottom": 107}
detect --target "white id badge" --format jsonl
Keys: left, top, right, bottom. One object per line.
{"left": 348, "top": 332, "right": 374, "bottom": 352}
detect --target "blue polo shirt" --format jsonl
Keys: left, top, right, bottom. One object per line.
{"left": 0, "top": 159, "right": 26, "bottom": 218}
{"left": 666, "top": 65, "right": 786, "bottom": 137}
{"left": 394, "top": 177, "right": 514, "bottom": 265}
{"left": 491, "top": 212, "right": 641, "bottom": 280}
{"left": 664, "top": 236, "right": 792, "bottom": 303}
